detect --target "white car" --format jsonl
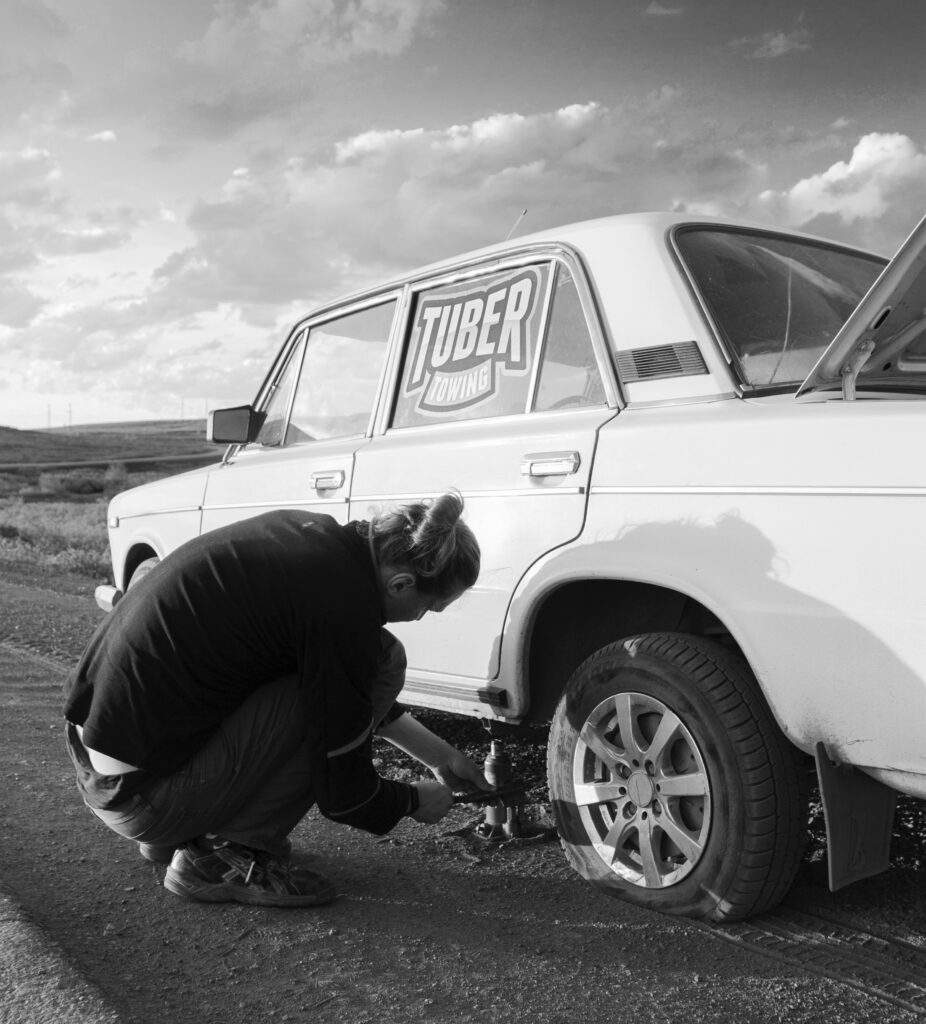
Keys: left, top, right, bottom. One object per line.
{"left": 100, "top": 211, "right": 926, "bottom": 921}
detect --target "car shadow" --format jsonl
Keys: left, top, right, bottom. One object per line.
{"left": 560, "top": 511, "right": 925, "bottom": 777}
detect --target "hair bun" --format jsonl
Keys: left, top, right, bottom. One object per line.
{"left": 369, "top": 490, "right": 479, "bottom": 599}
{"left": 420, "top": 491, "right": 463, "bottom": 530}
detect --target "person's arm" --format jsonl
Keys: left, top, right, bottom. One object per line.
{"left": 378, "top": 711, "right": 492, "bottom": 791}
{"left": 304, "top": 617, "right": 417, "bottom": 835}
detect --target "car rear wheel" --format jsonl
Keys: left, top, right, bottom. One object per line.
{"left": 547, "top": 632, "right": 807, "bottom": 921}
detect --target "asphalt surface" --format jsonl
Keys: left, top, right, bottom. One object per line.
{"left": 0, "top": 562, "right": 924, "bottom": 1024}
{"left": 0, "top": 883, "right": 121, "bottom": 1024}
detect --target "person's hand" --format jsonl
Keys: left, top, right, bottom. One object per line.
{"left": 410, "top": 780, "right": 453, "bottom": 823}
{"left": 430, "top": 749, "right": 493, "bottom": 792}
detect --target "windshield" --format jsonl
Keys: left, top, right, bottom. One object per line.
{"left": 676, "top": 228, "right": 886, "bottom": 389}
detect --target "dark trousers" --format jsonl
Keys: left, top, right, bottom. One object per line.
{"left": 87, "top": 675, "right": 313, "bottom": 858}
{"left": 81, "top": 631, "right": 406, "bottom": 858}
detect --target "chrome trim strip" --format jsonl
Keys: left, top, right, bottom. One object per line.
{"left": 667, "top": 223, "right": 738, "bottom": 375}
{"left": 621, "top": 391, "right": 738, "bottom": 409}
{"left": 402, "top": 681, "right": 508, "bottom": 706}
{"left": 202, "top": 497, "right": 349, "bottom": 510}
{"left": 282, "top": 328, "right": 308, "bottom": 439}
{"left": 592, "top": 485, "right": 926, "bottom": 497}
{"left": 372, "top": 283, "right": 412, "bottom": 436}
{"left": 525, "top": 263, "right": 556, "bottom": 412}
{"left": 557, "top": 251, "right": 623, "bottom": 409}
{"left": 114, "top": 505, "right": 201, "bottom": 520}
{"left": 351, "top": 487, "right": 584, "bottom": 503}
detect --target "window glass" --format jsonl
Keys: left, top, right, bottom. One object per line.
{"left": 286, "top": 300, "right": 395, "bottom": 443}
{"left": 534, "top": 266, "right": 606, "bottom": 412}
{"left": 898, "top": 327, "right": 926, "bottom": 368}
{"left": 253, "top": 333, "right": 305, "bottom": 447}
{"left": 676, "top": 229, "right": 885, "bottom": 388}
{"left": 392, "top": 264, "right": 551, "bottom": 428}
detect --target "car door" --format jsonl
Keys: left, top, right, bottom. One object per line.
{"left": 349, "top": 253, "right": 618, "bottom": 710}
{"left": 201, "top": 294, "right": 401, "bottom": 533}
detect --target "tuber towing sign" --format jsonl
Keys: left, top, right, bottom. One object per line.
{"left": 402, "top": 266, "right": 546, "bottom": 417}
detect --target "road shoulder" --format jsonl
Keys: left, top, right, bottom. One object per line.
{"left": 0, "top": 882, "right": 122, "bottom": 1024}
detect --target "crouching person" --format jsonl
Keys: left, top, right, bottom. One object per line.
{"left": 63, "top": 491, "right": 487, "bottom": 907}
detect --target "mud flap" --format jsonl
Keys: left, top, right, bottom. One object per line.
{"left": 814, "top": 742, "right": 896, "bottom": 891}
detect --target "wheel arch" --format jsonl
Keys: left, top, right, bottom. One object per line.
{"left": 121, "top": 542, "right": 160, "bottom": 590}
{"left": 519, "top": 577, "right": 754, "bottom": 724}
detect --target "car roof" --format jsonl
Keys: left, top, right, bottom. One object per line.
{"left": 305, "top": 211, "right": 883, "bottom": 320}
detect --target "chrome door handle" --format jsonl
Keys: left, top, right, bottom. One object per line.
{"left": 310, "top": 470, "right": 345, "bottom": 490}
{"left": 520, "top": 451, "right": 581, "bottom": 477}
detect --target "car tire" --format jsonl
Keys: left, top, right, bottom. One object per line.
{"left": 547, "top": 632, "right": 807, "bottom": 922}
{"left": 127, "top": 556, "right": 159, "bottom": 590}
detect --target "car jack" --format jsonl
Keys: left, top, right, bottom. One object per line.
{"left": 451, "top": 741, "right": 526, "bottom": 839}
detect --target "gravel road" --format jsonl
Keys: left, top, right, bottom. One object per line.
{"left": 0, "top": 559, "right": 923, "bottom": 1024}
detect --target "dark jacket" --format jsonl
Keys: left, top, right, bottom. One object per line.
{"left": 64, "top": 510, "right": 414, "bottom": 834}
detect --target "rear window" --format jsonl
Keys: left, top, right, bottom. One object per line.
{"left": 676, "top": 228, "right": 885, "bottom": 389}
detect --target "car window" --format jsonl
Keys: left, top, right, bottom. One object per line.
{"left": 392, "top": 264, "right": 551, "bottom": 428}
{"left": 253, "top": 332, "right": 305, "bottom": 447}
{"left": 285, "top": 300, "right": 396, "bottom": 444}
{"left": 677, "top": 229, "right": 885, "bottom": 389}
{"left": 534, "top": 265, "right": 606, "bottom": 412}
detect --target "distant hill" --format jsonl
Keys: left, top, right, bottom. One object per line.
{"left": 0, "top": 420, "right": 216, "bottom": 467}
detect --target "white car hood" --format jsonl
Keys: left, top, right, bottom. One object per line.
{"left": 797, "top": 215, "right": 926, "bottom": 397}
{"left": 108, "top": 464, "right": 211, "bottom": 519}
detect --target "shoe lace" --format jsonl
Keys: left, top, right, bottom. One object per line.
{"left": 208, "top": 841, "right": 291, "bottom": 889}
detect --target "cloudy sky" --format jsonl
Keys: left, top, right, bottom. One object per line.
{"left": 2, "top": 0, "right": 925, "bottom": 428}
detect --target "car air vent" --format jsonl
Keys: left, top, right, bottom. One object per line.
{"left": 616, "top": 341, "right": 708, "bottom": 383}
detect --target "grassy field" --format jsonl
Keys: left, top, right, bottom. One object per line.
{"left": 0, "top": 499, "right": 111, "bottom": 577}
{"left": 0, "top": 420, "right": 215, "bottom": 579}
{"left": 0, "top": 419, "right": 213, "bottom": 465}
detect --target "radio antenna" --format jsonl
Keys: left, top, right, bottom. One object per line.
{"left": 504, "top": 208, "right": 528, "bottom": 242}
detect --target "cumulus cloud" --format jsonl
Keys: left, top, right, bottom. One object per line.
{"left": 86, "top": 130, "right": 117, "bottom": 143}
{"left": 0, "top": 2, "right": 72, "bottom": 127}
{"left": 12, "top": 102, "right": 925, "bottom": 418}
{"left": 68, "top": 99, "right": 776, "bottom": 334}
{"left": 127, "top": 101, "right": 631, "bottom": 326}
{"left": 0, "top": 146, "right": 139, "bottom": 331}
{"left": 756, "top": 133, "right": 926, "bottom": 252}
{"left": 0, "top": 149, "right": 137, "bottom": 240}
{"left": 0, "top": 147, "right": 61, "bottom": 208}
{"left": 63, "top": 103, "right": 750, "bottom": 320}
{"left": 185, "top": 0, "right": 443, "bottom": 67}
{"left": 42, "top": 225, "right": 133, "bottom": 255}
{"left": 169, "top": 0, "right": 445, "bottom": 137}
{"left": 1, "top": 96, "right": 773, "bottom": 412}
{"left": 731, "top": 18, "right": 811, "bottom": 59}
{"left": 0, "top": 277, "right": 46, "bottom": 328}
{"left": 645, "top": 2, "right": 684, "bottom": 15}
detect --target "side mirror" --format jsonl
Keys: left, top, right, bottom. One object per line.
{"left": 207, "top": 405, "right": 267, "bottom": 445}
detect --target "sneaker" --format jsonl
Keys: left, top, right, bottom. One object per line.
{"left": 138, "top": 842, "right": 175, "bottom": 865}
{"left": 163, "top": 838, "right": 336, "bottom": 907}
